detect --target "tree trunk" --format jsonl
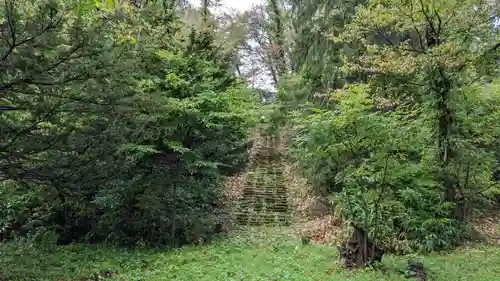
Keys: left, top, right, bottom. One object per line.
{"left": 337, "top": 225, "right": 385, "bottom": 268}
{"left": 425, "top": 17, "right": 463, "bottom": 222}
{"left": 432, "top": 66, "right": 464, "bottom": 221}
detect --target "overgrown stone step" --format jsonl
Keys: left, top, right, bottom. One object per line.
{"left": 248, "top": 185, "right": 286, "bottom": 189}
{"left": 242, "top": 190, "right": 285, "bottom": 195}
{"left": 248, "top": 169, "right": 282, "bottom": 174}
{"left": 236, "top": 216, "right": 291, "bottom": 224}
{"left": 235, "top": 202, "right": 289, "bottom": 212}
{"left": 243, "top": 185, "right": 286, "bottom": 190}
{"left": 254, "top": 153, "right": 280, "bottom": 159}
{"left": 243, "top": 190, "right": 287, "bottom": 195}
{"left": 248, "top": 175, "right": 285, "bottom": 181}
{"left": 249, "top": 180, "right": 284, "bottom": 185}
{"left": 248, "top": 180, "right": 283, "bottom": 183}
{"left": 240, "top": 199, "right": 287, "bottom": 204}
{"left": 250, "top": 173, "right": 281, "bottom": 177}
{"left": 238, "top": 200, "right": 288, "bottom": 207}
{"left": 237, "top": 199, "right": 287, "bottom": 207}
{"left": 238, "top": 195, "right": 287, "bottom": 200}
{"left": 239, "top": 205, "right": 288, "bottom": 212}
{"left": 250, "top": 166, "right": 283, "bottom": 171}
{"left": 236, "top": 200, "right": 288, "bottom": 208}
{"left": 240, "top": 198, "right": 287, "bottom": 203}
{"left": 247, "top": 206, "right": 289, "bottom": 212}
{"left": 243, "top": 187, "right": 286, "bottom": 192}
{"left": 238, "top": 220, "right": 289, "bottom": 226}
{"left": 242, "top": 190, "right": 287, "bottom": 196}
{"left": 234, "top": 212, "right": 292, "bottom": 225}
{"left": 234, "top": 211, "right": 291, "bottom": 217}
{"left": 243, "top": 219, "right": 290, "bottom": 226}
{"left": 251, "top": 164, "right": 279, "bottom": 168}
{"left": 239, "top": 195, "right": 287, "bottom": 202}
{"left": 247, "top": 184, "right": 284, "bottom": 188}
{"left": 243, "top": 187, "right": 286, "bottom": 191}
{"left": 254, "top": 155, "right": 280, "bottom": 161}
{"left": 232, "top": 133, "right": 290, "bottom": 227}
{"left": 244, "top": 203, "right": 288, "bottom": 208}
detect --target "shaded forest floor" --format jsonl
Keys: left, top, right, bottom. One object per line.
{"left": 1, "top": 227, "right": 500, "bottom": 281}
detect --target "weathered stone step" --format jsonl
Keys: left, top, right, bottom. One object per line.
{"left": 240, "top": 198, "right": 288, "bottom": 203}
{"left": 232, "top": 134, "right": 289, "bottom": 227}
{"left": 243, "top": 219, "right": 290, "bottom": 226}
{"left": 234, "top": 213, "right": 291, "bottom": 221}
{"left": 236, "top": 203, "right": 288, "bottom": 210}
{"left": 249, "top": 180, "right": 284, "bottom": 185}
{"left": 248, "top": 165, "right": 283, "bottom": 170}
{"left": 236, "top": 200, "right": 288, "bottom": 206}
{"left": 240, "top": 195, "right": 287, "bottom": 199}
{"left": 238, "top": 199, "right": 286, "bottom": 204}
{"left": 242, "top": 191, "right": 285, "bottom": 196}
{"left": 246, "top": 185, "right": 285, "bottom": 190}
{"left": 234, "top": 209, "right": 291, "bottom": 215}
{"left": 235, "top": 215, "right": 291, "bottom": 226}
{"left": 241, "top": 195, "right": 287, "bottom": 200}
{"left": 242, "top": 192, "right": 287, "bottom": 198}
{"left": 254, "top": 206, "right": 288, "bottom": 212}
{"left": 240, "top": 199, "right": 288, "bottom": 205}
{"left": 248, "top": 168, "right": 283, "bottom": 173}
{"left": 247, "top": 186, "right": 287, "bottom": 190}
{"left": 242, "top": 191, "right": 287, "bottom": 196}
{"left": 237, "top": 204, "right": 288, "bottom": 211}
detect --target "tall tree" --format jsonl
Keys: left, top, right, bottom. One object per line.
{"left": 268, "top": 0, "right": 287, "bottom": 76}
{"left": 286, "top": 0, "right": 367, "bottom": 90}
{"left": 339, "top": 0, "right": 499, "bottom": 222}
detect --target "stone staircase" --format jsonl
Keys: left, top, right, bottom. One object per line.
{"left": 233, "top": 135, "right": 291, "bottom": 226}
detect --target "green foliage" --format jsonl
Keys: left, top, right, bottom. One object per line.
{"left": 287, "top": 0, "right": 367, "bottom": 90}
{"left": 0, "top": 0, "right": 260, "bottom": 247}
{"left": 280, "top": 0, "right": 500, "bottom": 254}
{"left": 289, "top": 84, "right": 456, "bottom": 251}
{"left": 1, "top": 228, "right": 500, "bottom": 280}
{"left": 89, "top": 24, "right": 259, "bottom": 246}
{"left": 282, "top": 78, "right": 500, "bottom": 252}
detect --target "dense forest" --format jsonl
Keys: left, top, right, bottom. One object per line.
{"left": 278, "top": 0, "right": 500, "bottom": 254}
{"left": 0, "top": 0, "right": 499, "bottom": 280}
{"left": 0, "top": 0, "right": 261, "bottom": 247}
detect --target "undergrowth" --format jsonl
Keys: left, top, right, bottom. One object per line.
{"left": 1, "top": 227, "right": 499, "bottom": 281}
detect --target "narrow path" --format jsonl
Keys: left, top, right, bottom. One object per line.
{"left": 233, "top": 134, "right": 291, "bottom": 226}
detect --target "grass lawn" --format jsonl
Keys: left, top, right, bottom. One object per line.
{"left": 1, "top": 227, "right": 499, "bottom": 281}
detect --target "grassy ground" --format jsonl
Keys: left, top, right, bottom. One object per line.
{"left": 1, "top": 227, "right": 499, "bottom": 281}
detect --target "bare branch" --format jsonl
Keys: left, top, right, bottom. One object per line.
{"left": 408, "top": 0, "right": 425, "bottom": 52}
{"left": 442, "top": 0, "right": 466, "bottom": 27}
